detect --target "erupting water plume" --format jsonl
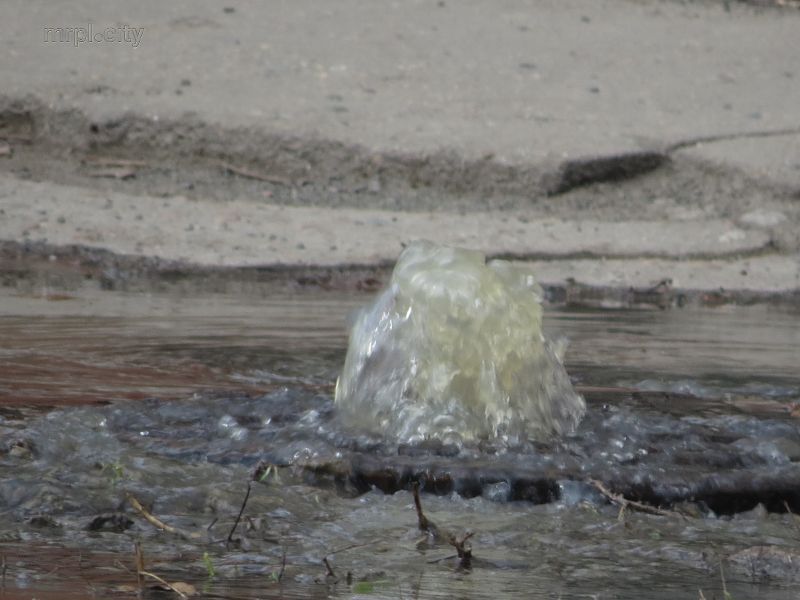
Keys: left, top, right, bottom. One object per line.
{"left": 335, "top": 241, "right": 585, "bottom": 445}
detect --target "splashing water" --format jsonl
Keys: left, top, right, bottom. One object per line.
{"left": 335, "top": 241, "right": 585, "bottom": 445}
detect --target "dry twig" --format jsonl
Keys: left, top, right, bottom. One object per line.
{"left": 217, "top": 160, "right": 293, "bottom": 186}
{"left": 84, "top": 156, "right": 148, "bottom": 167}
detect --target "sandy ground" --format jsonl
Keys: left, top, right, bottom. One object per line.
{"left": 0, "top": 0, "right": 799, "bottom": 301}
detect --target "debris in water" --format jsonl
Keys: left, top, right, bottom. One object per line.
{"left": 227, "top": 481, "right": 252, "bottom": 546}
{"left": 127, "top": 493, "right": 202, "bottom": 540}
{"left": 588, "top": 479, "right": 682, "bottom": 519}
{"left": 335, "top": 240, "right": 585, "bottom": 444}
{"left": 134, "top": 541, "right": 197, "bottom": 598}
{"left": 413, "top": 482, "right": 473, "bottom": 569}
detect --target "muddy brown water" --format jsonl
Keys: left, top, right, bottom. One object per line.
{"left": 1, "top": 285, "right": 799, "bottom": 599}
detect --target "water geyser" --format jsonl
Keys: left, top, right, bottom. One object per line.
{"left": 335, "top": 241, "right": 585, "bottom": 445}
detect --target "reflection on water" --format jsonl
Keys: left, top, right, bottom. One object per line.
{"left": 0, "top": 291, "right": 357, "bottom": 406}
{"left": 549, "top": 305, "right": 800, "bottom": 393}
{"left": 0, "top": 286, "right": 799, "bottom": 599}
{"left": 2, "top": 289, "right": 797, "bottom": 408}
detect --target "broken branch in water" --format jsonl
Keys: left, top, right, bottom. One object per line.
{"left": 446, "top": 531, "right": 474, "bottom": 569}
{"left": 134, "top": 541, "right": 144, "bottom": 591}
{"left": 227, "top": 463, "right": 282, "bottom": 545}
{"left": 227, "top": 481, "right": 252, "bottom": 545}
{"left": 139, "top": 570, "right": 194, "bottom": 599}
{"left": 411, "top": 481, "right": 474, "bottom": 569}
{"left": 277, "top": 548, "right": 286, "bottom": 582}
{"left": 412, "top": 481, "right": 438, "bottom": 535}
{"left": 134, "top": 541, "right": 196, "bottom": 598}
{"left": 589, "top": 479, "right": 682, "bottom": 518}
{"left": 317, "top": 556, "right": 339, "bottom": 584}
{"left": 323, "top": 556, "right": 337, "bottom": 579}
{"left": 784, "top": 501, "right": 800, "bottom": 533}
{"left": 126, "top": 494, "right": 202, "bottom": 540}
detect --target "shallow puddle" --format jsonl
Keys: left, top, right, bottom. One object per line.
{"left": 1, "top": 285, "right": 799, "bottom": 599}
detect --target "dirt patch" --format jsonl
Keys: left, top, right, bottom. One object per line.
{"left": 1, "top": 96, "right": 799, "bottom": 305}
{"left": 1, "top": 95, "right": 796, "bottom": 222}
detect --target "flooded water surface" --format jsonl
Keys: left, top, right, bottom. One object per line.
{"left": 1, "top": 285, "right": 799, "bottom": 599}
